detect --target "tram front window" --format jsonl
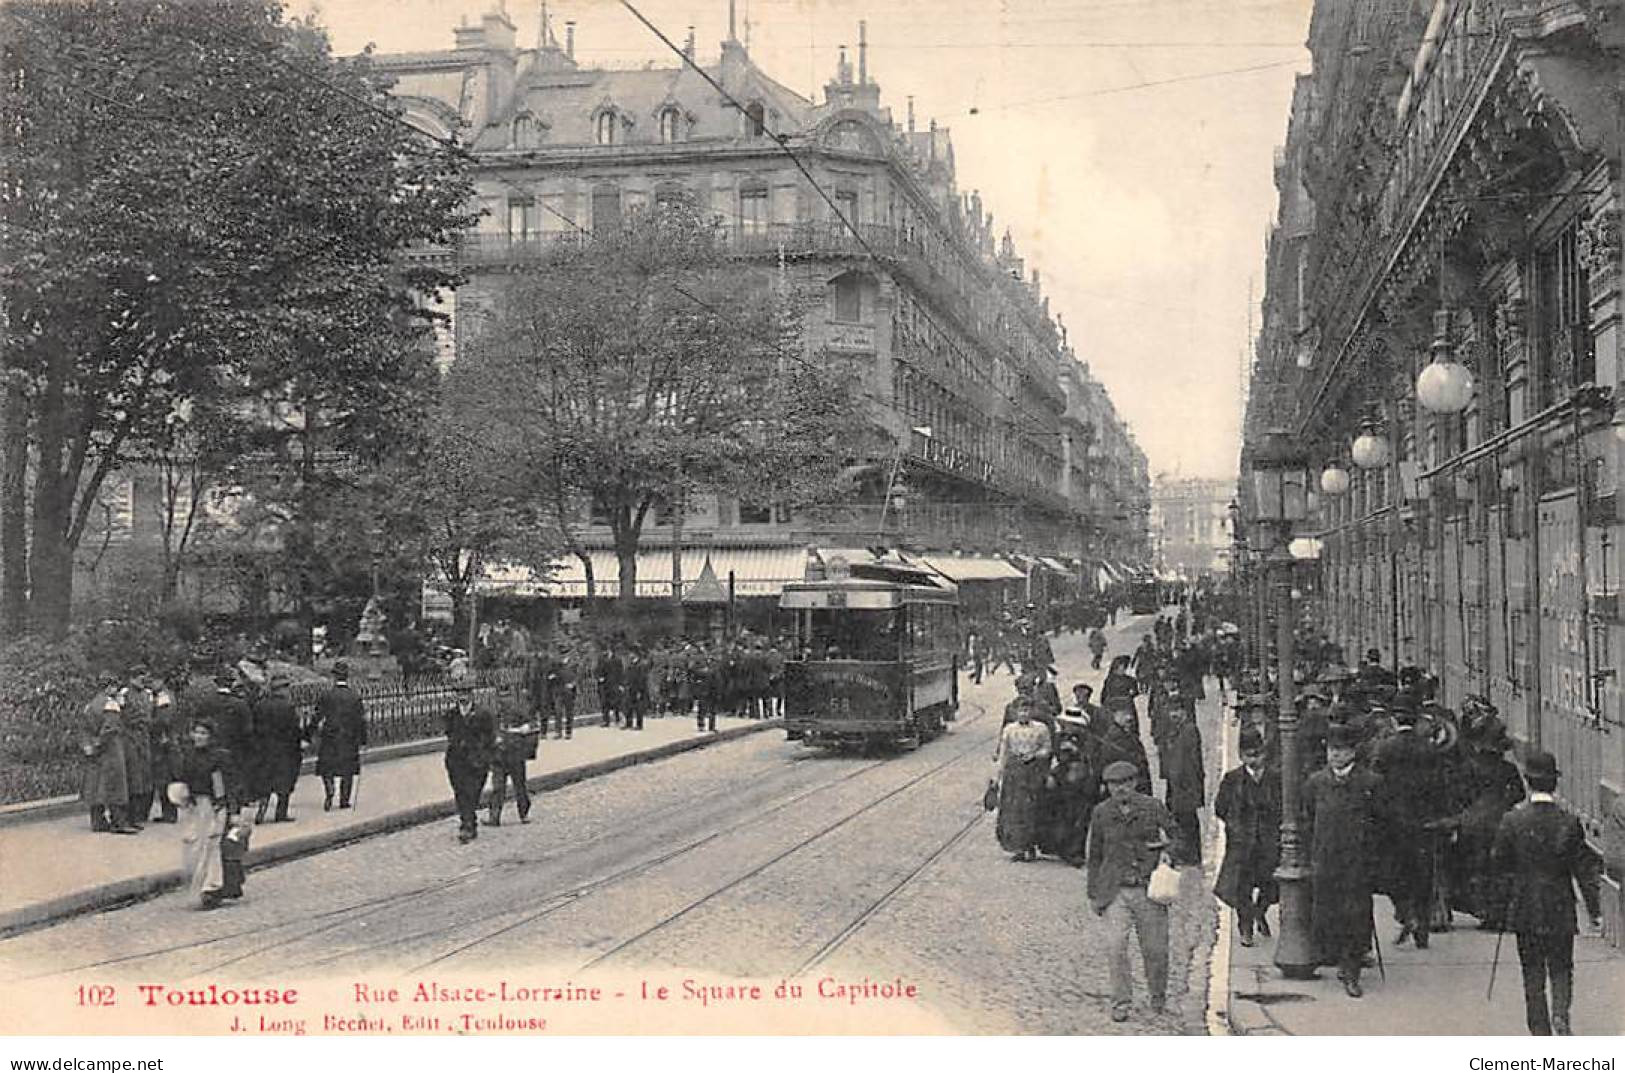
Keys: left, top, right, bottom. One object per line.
{"left": 799, "top": 609, "right": 900, "bottom": 661}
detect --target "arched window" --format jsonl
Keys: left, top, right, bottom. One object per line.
{"left": 744, "top": 101, "right": 766, "bottom": 138}
{"left": 658, "top": 106, "right": 682, "bottom": 144}
{"left": 595, "top": 109, "right": 618, "bottom": 146}
{"left": 512, "top": 113, "right": 539, "bottom": 149}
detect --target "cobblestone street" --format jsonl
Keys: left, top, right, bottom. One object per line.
{"left": 0, "top": 613, "right": 1224, "bottom": 1035}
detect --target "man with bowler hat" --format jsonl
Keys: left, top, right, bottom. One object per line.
{"left": 444, "top": 672, "right": 496, "bottom": 843}
{"left": 1491, "top": 751, "right": 1602, "bottom": 1035}
{"left": 310, "top": 661, "right": 367, "bottom": 810}
{"left": 1303, "top": 722, "right": 1380, "bottom": 997}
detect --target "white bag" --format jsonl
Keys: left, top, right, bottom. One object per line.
{"left": 1146, "top": 856, "right": 1180, "bottom": 905}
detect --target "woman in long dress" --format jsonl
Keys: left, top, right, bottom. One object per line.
{"left": 176, "top": 721, "right": 230, "bottom": 909}
{"left": 994, "top": 700, "right": 1051, "bottom": 861}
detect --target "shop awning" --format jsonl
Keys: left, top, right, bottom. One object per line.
{"left": 918, "top": 554, "right": 1026, "bottom": 582}
{"left": 479, "top": 545, "right": 810, "bottom": 599}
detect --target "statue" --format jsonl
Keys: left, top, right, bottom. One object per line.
{"left": 354, "top": 596, "right": 391, "bottom": 657}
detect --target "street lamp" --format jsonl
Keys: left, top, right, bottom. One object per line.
{"left": 1248, "top": 428, "right": 1316, "bottom": 980}
{"left": 1416, "top": 310, "right": 1475, "bottom": 415}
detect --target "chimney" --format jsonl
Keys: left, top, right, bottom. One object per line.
{"left": 906, "top": 96, "right": 914, "bottom": 132}
{"left": 858, "top": 20, "right": 868, "bottom": 84}
{"left": 684, "top": 25, "right": 695, "bottom": 60}
{"left": 728, "top": 0, "right": 737, "bottom": 41}
{"left": 565, "top": 20, "right": 574, "bottom": 57}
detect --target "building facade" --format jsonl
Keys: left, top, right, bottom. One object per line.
{"left": 1151, "top": 475, "right": 1233, "bottom": 579}
{"left": 1245, "top": 0, "right": 1623, "bottom": 912}
{"left": 377, "top": 7, "right": 1148, "bottom": 598}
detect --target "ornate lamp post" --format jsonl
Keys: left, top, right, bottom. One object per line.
{"left": 1249, "top": 429, "right": 1316, "bottom": 979}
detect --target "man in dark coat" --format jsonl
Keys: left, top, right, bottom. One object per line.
{"left": 1214, "top": 729, "right": 1281, "bottom": 945}
{"left": 487, "top": 684, "right": 535, "bottom": 827}
{"left": 251, "top": 675, "right": 302, "bottom": 823}
{"left": 552, "top": 643, "right": 580, "bottom": 739}
{"left": 1159, "top": 696, "right": 1205, "bottom": 867}
{"left": 622, "top": 646, "right": 649, "bottom": 730}
{"left": 1303, "top": 724, "right": 1381, "bottom": 997}
{"left": 1096, "top": 703, "right": 1153, "bottom": 798}
{"left": 148, "top": 682, "right": 182, "bottom": 823}
{"left": 596, "top": 643, "right": 623, "bottom": 728}
{"left": 444, "top": 678, "right": 497, "bottom": 843}
{"left": 310, "top": 661, "right": 367, "bottom": 809}
{"left": 1373, "top": 705, "right": 1447, "bottom": 948}
{"left": 1490, "top": 751, "right": 1603, "bottom": 1036}
{"left": 1087, "top": 760, "right": 1176, "bottom": 1022}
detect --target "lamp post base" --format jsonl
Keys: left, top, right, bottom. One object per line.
{"left": 1272, "top": 864, "right": 1317, "bottom": 979}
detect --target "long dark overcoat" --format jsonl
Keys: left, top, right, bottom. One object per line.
{"left": 120, "top": 688, "right": 154, "bottom": 798}
{"left": 251, "top": 693, "right": 302, "bottom": 797}
{"left": 312, "top": 684, "right": 367, "bottom": 777}
{"left": 79, "top": 695, "right": 130, "bottom": 807}
{"left": 1213, "top": 764, "right": 1282, "bottom": 909}
{"left": 1303, "top": 766, "right": 1380, "bottom": 958}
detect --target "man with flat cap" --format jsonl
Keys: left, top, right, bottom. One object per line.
{"left": 1087, "top": 759, "right": 1176, "bottom": 1022}
{"left": 1303, "top": 722, "right": 1381, "bottom": 997}
{"left": 1491, "top": 751, "right": 1603, "bottom": 1035}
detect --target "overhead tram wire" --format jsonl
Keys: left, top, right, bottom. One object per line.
{"left": 614, "top": 0, "right": 1082, "bottom": 454}
{"left": 26, "top": 3, "right": 1088, "bottom": 464}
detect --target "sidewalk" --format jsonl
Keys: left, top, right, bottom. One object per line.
{"left": 0, "top": 715, "right": 774, "bottom": 936}
{"left": 1213, "top": 716, "right": 1625, "bottom": 1036}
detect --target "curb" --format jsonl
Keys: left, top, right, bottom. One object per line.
{"left": 0, "top": 737, "right": 454, "bottom": 829}
{"left": 0, "top": 719, "right": 779, "bottom": 938}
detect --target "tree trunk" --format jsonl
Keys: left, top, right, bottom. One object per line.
{"left": 28, "top": 349, "right": 73, "bottom": 639}
{"left": 0, "top": 371, "right": 29, "bottom": 637}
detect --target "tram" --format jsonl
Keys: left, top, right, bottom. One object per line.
{"left": 780, "top": 551, "right": 960, "bottom": 751}
{"left": 1128, "top": 577, "right": 1162, "bottom": 615}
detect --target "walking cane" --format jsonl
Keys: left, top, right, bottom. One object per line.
{"left": 1369, "top": 907, "right": 1386, "bottom": 983}
{"left": 1487, "top": 892, "right": 1515, "bottom": 1002}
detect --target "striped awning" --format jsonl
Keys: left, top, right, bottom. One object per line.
{"left": 479, "top": 546, "right": 810, "bottom": 599}
{"left": 918, "top": 555, "right": 1026, "bottom": 582}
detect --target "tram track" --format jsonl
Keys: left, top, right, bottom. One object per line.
{"left": 191, "top": 701, "right": 994, "bottom": 977}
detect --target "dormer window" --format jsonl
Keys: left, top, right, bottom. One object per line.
{"left": 658, "top": 106, "right": 683, "bottom": 144}
{"left": 594, "top": 109, "right": 618, "bottom": 146}
{"left": 744, "top": 101, "right": 766, "bottom": 138}
{"left": 512, "top": 113, "right": 541, "bottom": 149}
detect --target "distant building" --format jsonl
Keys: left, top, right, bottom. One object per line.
{"left": 377, "top": 5, "right": 1149, "bottom": 601}
{"left": 1150, "top": 475, "right": 1232, "bottom": 578}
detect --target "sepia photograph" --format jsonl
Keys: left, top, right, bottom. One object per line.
{"left": 0, "top": 0, "right": 1622, "bottom": 1050}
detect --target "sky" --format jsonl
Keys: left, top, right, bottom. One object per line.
{"left": 308, "top": 0, "right": 1314, "bottom": 482}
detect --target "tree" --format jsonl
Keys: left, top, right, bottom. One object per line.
{"left": 0, "top": 0, "right": 475, "bottom": 638}
{"left": 458, "top": 202, "right": 866, "bottom": 605}
{"left": 375, "top": 364, "right": 555, "bottom": 645}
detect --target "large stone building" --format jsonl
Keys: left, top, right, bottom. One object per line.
{"left": 377, "top": 6, "right": 1149, "bottom": 600}
{"left": 1151, "top": 475, "right": 1233, "bottom": 579}
{"left": 1245, "top": 0, "right": 1622, "bottom": 922}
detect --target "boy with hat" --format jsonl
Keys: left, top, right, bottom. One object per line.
{"left": 1490, "top": 751, "right": 1603, "bottom": 1035}
{"left": 1087, "top": 759, "right": 1176, "bottom": 1021}
{"left": 1303, "top": 723, "right": 1381, "bottom": 997}
{"left": 1214, "top": 729, "right": 1281, "bottom": 945}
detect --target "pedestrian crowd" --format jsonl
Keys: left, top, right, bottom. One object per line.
{"left": 1219, "top": 646, "right": 1603, "bottom": 1034}
{"left": 983, "top": 594, "right": 1603, "bottom": 1034}
{"left": 77, "top": 652, "right": 367, "bottom": 911}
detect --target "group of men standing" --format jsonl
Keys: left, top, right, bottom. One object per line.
{"left": 523, "top": 633, "right": 787, "bottom": 738}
